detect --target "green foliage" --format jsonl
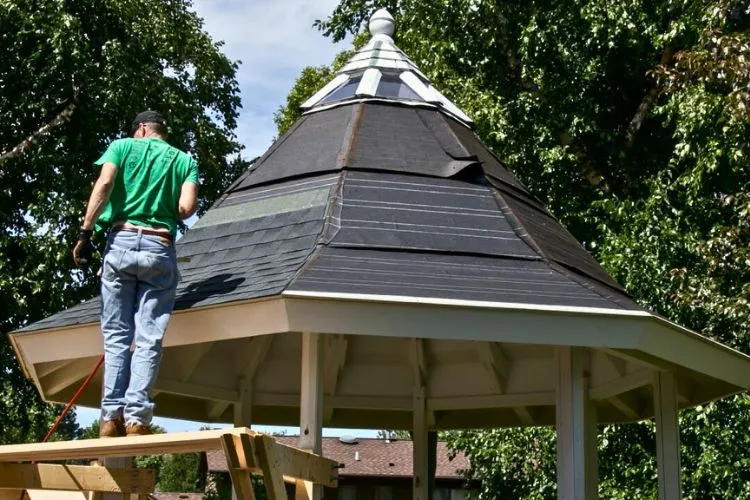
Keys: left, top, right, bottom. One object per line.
{"left": 276, "top": 0, "right": 750, "bottom": 497}
{"left": 0, "top": 0, "right": 246, "bottom": 445}
{"left": 79, "top": 421, "right": 204, "bottom": 492}
{"left": 446, "top": 428, "right": 557, "bottom": 499}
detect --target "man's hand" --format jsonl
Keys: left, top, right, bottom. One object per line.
{"left": 73, "top": 228, "right": 95, "bottom": 268}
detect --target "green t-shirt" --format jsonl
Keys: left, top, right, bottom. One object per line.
{"left": 94, "top": 137, "right": 199, "bottom": 235}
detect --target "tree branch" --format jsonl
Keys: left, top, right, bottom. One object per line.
{"left": 623, "top": 47, "right": 674, "bottom": 151}
{"left": 0, "top": 102, "right": 76, "bottom": 167}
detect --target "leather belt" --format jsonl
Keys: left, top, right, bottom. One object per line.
{"left": 112, "top": 225, "right": 173, "bottom": 242}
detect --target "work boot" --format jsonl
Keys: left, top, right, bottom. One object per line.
{"left": 126, "top": 423, "right": 152, "bottom": 436}
{"left": 99, "top": 417, "right": 126, "bottom": 438}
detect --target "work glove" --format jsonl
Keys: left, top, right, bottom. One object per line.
{"left": 72, "top": 228, "right": 95, "bottom": 269}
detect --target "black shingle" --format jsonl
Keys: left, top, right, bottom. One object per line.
{"left": 17, "top": 99, "right": 644, "bottom": 333}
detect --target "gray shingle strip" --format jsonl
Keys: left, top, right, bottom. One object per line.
{"left": 191, "top": 187, "right": 330, "bottom": 229}
{"left": 18, "top": 200, "right": 329, "bottom": 332}
{"left": 289, "top": 247, "right": 625, "bottom": 309}
{"left": 329, "top": 172, "right": 538, "bottom": 259}
{"left": 220, "top": 174, "right": 339, "bottom": 208}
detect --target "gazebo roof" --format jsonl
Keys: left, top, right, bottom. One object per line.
{"left": 10, "top": 9, "right": 750, "bottom": 429}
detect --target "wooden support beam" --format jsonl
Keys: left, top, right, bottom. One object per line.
{"left": 0, "top": 428, "right": 255, "bottom": 462}
{"left": 234, "top": 377, "right": 253, "bottom": 428}
{"left": 232, "top": 336, "right": 273, "bottom": 430}
{"left": 323, "top": 334, "right": 348, "bottom": 424}
{"left": 35, "top": 359, "right": 75, "bottom": 379}
{"left": 241, "top": 335, "right": 274, "bottom": 384}
{"left": 609, "top": 393, "right": 640, "bottom": 421}
{"left": 602, "top": 352, "right": 628, "bottom": 377}
{"left": 180, "top": 344, "right": 215, "bottom": 381}
{"left": 255, "top": 435, "right": 287, "bottom": 500}
{"left": 155, "top": 378, "right": 239, "bottom": 402}
{"left": 589, "top": 369, "right": 652, "bottom": 401}
{"left": 0, "top": 463, "right": 155, "bottom": 493}
{"left": 556, "top": 347, "right": 597, "bottom": 500}
{"left": 221, "top": 434, "right": 257, "bottom": 500}
{"left": 297, "top": 332, "right": 324, "bottom": 500}
{"left": 207, "top": 401, "right": 232, "bottom": 420}
{"left": 513, "top": 406, "right": 536, "bottom": 425}
{"left": 653, "top": 372, "right": 682, "bottom": 500}
{"left": 478, "top": 342, "right": 510, "bottom": 393}
{"left": 42, "top": 359, "right": 94, "bottom": 395}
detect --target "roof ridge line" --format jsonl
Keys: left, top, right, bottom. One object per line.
{"left": 488, "top": 181, "right": 635, "bottom": 309}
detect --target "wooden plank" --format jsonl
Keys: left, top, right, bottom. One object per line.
{"left": 271, "top": 439, "right": 338, "bottom": 488}
{"left": 0, "top": 491, "right": 25, "bottom": 500}
{"left": 254, "top": 436, "right": 287, "bottom": 500}
{"left": 294, "top": 480, "right": 311, "bottom": 500}
{"left": 0, "top": 463, "right": 154, "bottom": 493}
{"left": 220, "top": 434, "right": 256, "bottom": 500}
{"left": 0, "top": 428, "right": 256, "bottom": 462}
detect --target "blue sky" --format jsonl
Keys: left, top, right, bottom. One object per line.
{"left": 77, "top": 0, "right": 378, "bottom": 438}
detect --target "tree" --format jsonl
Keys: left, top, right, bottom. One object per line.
{"left": 276, "top": 0, "right": 750, "bottom": 497}
{"left": 0, "top": 0, "right": 247, "bottom": 444}
{"left": 79, "top": 421, "right": 205, "bottom": 492}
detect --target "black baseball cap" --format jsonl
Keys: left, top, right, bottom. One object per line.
{"left": 131, "top": 110, "right": 167, "bottom": 135}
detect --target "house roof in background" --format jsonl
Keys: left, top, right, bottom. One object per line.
{"left": 207, "top": 437, "right": 469, "bottom": 480}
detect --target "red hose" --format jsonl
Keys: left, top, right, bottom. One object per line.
{"left": 19, "top": 354, "right": 104, "bottom": 500}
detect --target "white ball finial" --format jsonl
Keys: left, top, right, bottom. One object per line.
{"left": 369, "top": 8, "right": 395, "bottom": 38}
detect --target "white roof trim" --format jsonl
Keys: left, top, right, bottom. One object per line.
{"left": 300, "top": 96, "right": 442, "bottom": 116}
{"left": 356, "top": 68, "right": 382, "bottom": 96}
{"left": 282, "top": 289, "right": 652, "bottom": 317}
{"left": 300, "top": 73, "right": 349, "bottom": 109}
{"left": 399, "top": 71, "right": 440, "bottom": 102}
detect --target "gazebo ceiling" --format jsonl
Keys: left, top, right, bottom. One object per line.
{"left": 10, "top": 7, "right": 750, "bottom": 430}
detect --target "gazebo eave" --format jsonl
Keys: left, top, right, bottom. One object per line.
{"left": 10, "top": 291, "right": 750, "bottom": 413}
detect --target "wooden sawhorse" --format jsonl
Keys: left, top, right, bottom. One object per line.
{"left": 0, "top": 427, "right": 338, "bottom": 500}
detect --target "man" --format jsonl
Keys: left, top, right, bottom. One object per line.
{"left": 73, "top": 111, "right": 199, "bottom": 437}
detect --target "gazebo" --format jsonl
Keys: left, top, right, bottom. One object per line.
{"left": 10, "top": 9, "right": 750, "bottom": 500}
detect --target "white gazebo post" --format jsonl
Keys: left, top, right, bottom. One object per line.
{"left": 298, "top": 332, "right": 324, "bottom": 500}
{"left": 556, "top": 347, "right": 598, "bottom": 500}
{"left": 653, "top": 372, "right": 682, "bottom": 500}
{"left": 413, "top": 385, "right": 429, "bottom": 500}
{"left": 411, "top": 338, "right": 429, "bottom": 500}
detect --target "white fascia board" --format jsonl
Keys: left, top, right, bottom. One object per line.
{"left": 11, "top": 296, "right": 290, "bottom": 365}
{"left": 638, "top": 319, "right": 750, "bottom": 389}
{"left": 300, "top": 73, "right": 349, "bottom": 109}
{"left": 356, "top": 67, "right": 382, "bottom": 96}
{"left": 282, "top": 289, "right": 652, "bottom": 317}
{"left": 282, "top": 292, "right": 649, "bottom": 349}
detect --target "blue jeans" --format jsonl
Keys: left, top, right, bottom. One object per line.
{"left": 100, "top": 230, "right": 178, "bottom": 425}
